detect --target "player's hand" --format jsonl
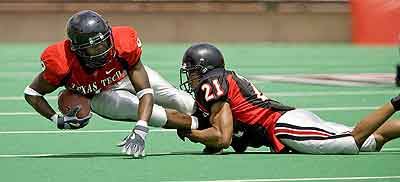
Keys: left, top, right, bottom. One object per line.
{"left": 53, "top": 106, "right": 92, "bottom": 130}
{"left": 202, "top": 146, "right": 223, "bottom": 154}
{"left": 176, "top": 129, "right": 191, "bottom": 141}
{"left": 231, "top": 138, "right": 248, "bottom": 153}
{"left": 118, "top": 122, "right": 149, "bottom": 158}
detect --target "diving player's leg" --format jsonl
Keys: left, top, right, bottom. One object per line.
{"left": 90, "top": 88, "right": 168, "bottom": 127}
{"left": 90, "top": 76, "right": 194, "bottom": 129}
{"left": 322, "top": 119, "right": 379, "bottom": 152}
{"left": 368, "top": 119, "right": 400, "bottom": 151}
{"left": 351, "top": 102, "right": 396, "bottom": 148}
{"left": 275, "top": 109, "right": 360, "bottom": 154}
{"left": 323, "top": 112, "right": 400, "bottom": 152}
{"left": 144, "top": 65, "right": 195, "bottom": 115}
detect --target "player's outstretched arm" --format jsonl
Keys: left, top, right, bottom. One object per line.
{"left": 164, "top": 108, "right": 196, "bottom": 129}
{"left": 185, "top": 101, "right": 233, "bottom": 149}
{"left": 129, "top": 60, "right": 154, "bottom": 124}
{"left": 118, "top": 60, "right": 154, "bottom": 158}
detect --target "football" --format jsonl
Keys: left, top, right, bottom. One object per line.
{"left": 58, "top": 90, "right": 91, "bottom": 119}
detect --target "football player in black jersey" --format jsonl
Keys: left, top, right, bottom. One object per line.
{"left": 177, "top": 43, "right": 400, "bottom": 155}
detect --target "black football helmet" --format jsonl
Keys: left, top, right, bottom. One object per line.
{"left": 180, "top": 43, "right": 225, "bottom": 94}
{"left": 66, "top": 10, "right": 114, "bottom": 69}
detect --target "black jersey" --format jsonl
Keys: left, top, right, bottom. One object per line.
{"left": 194, "top": 68, "right": 294, "bottom": 152}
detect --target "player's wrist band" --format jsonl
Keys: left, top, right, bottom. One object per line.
{"left": 135, "top": 120, "right": 149, "bottom": 138}
{"left": 137, "top": 88, "right": 154, "bottom": 99}
{"left": 136, "top": 120, "right": 148, "bottom": 127}
{"left": 24, "top": 86, "right": 43, "bottom": 96}
{"left": 191, "top": 116, "right": 199, "bottom": 129}
{"left": 50, "top": 114, "right": 59, "bottom": 123}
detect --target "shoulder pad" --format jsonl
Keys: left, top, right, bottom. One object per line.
{"left": 112, "top": 26, "right": 142, "bottom": 67}
{"left": 40, "top": 40, "right": 73, "bottom": 85}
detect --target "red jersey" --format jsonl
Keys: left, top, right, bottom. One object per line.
{"left": 40, "top": 26, "right": 142, "bottom": 96}
{"left": 194, "top": 68, "right": 295, "bottom": 152}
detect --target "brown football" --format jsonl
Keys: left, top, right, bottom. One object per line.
{"left": 58, "top": 90, "right": 91, "bottom": 119}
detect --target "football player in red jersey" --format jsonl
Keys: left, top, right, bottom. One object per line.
{"left": 24, "top": 10, "right": 198, "bottom": 158}
{"left": 177, "top": 43, "right": 400, "bottom": 154}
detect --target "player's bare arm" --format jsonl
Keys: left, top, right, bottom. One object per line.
{"left": 118, "top": 59, "right": 155, "bottom": 157}
{"left": 126, "top": 60, "right": 195, "bottom": 130}
{"left": 164, "top": 109, "right": 194, "bottom": 129}
{"left": 24, "top": 72, "right": 58, "bottom": 119}
{"left": 128, "top": 60, "right": 154, "bottom": 123}
{"left": 186, "top": 101, "right": 233, "bottom": 149}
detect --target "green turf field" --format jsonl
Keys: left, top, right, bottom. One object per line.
{"left": 1, "top": 43, "right": 400, "bottom": 182}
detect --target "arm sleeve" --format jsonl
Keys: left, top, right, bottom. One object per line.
{"left": 40, "top": 45, "right": 70, "bottom": 86}
{"left": 114, "top": 26, "right": 143, "bottom": 69}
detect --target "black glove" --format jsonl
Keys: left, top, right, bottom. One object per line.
{"left": 177, "top": 129, "right": 190, "bottom": 141}
{"left": 202, "top": 146, "right": 223, "bottom": 154}
{"left": 231, "top": 135, "right": 248, "bottom": 153}
{"left": 391, "top": 95, "right": 400, "bottom": 111}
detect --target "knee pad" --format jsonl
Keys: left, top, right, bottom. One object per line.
{"left": 148, "top": 104, "right": 167, "bottom": 127}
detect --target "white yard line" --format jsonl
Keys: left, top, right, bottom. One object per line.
{"left": 0, "top": 96, "right": 57, "bottom": 101}
{"left": 0, "top": 148, "right": 398, "bottom": 158}
{"left": 165, "top": 176, "right": 400, "bottom": 182}
{"left": 0, "top": 112, "right": 37, "bottom": 115}
{"left": 0, "top": 152, "right": 174, "bottom": 158}
{"left": 0, "top": 129, "right": 174, "bottom": 134}
{"left": 266, "top": 90, "right": 398, "bottom": 97}
{"left": 302, "top": 106, "right": 378, "bottom": 111}
{"left": 0, "top": 90, "right": 398, "bottom": 101}
{"left": 0, "top": 106, "right": 379, "bottom": 116}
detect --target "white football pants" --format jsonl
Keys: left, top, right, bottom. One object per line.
{"left": 275, "top": 109, "right": 377, "bottom": 154}
{"left": 90, "top": 65, "right": 195, "bottom": 127}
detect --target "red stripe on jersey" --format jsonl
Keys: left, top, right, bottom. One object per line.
{"left": 275, "top": 128, "right": 332, "bottom": 137}
{"left": 226, "top": 74, "right": 286, "bottom": 152}
{"left": 226, "top": 74, "right": 282, "bottom": 128}
{"left": 195, "top": 99, "right": 209, "bottom": 114}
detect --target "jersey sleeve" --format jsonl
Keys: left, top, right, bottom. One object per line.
{"left": 113, "top": 26, "right": 143, "bottom": 69}
{"left": 40, "top": 43, "right": 70, "bottom": 86}
{"left": 195, "top": 75, "right": 229, "bottom": 111}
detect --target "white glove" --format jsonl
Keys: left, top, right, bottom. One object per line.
{"left": 118, "top": 120, "right": 149, "bottom": 158}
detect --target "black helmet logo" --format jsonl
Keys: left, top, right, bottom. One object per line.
{"left": 199, "top": 58, "right": 208, "bottom": 74}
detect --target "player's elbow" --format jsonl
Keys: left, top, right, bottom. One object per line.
{"left": 214, "top": 132, "right": 232, "bottom": 149}
{"left": 218, "top": 138, "right": 231, "bottom": 149}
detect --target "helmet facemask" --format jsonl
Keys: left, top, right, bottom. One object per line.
{"left": 179, "top": 43, "right": 225, "bottom": 95}
{"left": 71, "top": 30, "right": 114, "bottom": 69}
{"left": 180, "top": 63, "right": 204, "bottom": 95}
